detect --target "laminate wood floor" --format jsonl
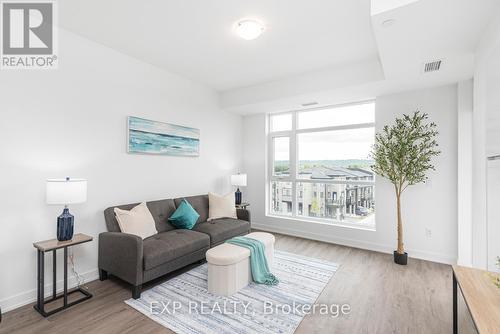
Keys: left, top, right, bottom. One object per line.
{"left": 0, "top": 233, "right": 453, "bottom": 334}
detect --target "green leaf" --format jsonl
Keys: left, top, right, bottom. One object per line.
{"left": 370, "top": 111, "right": 441, "bottom": 193}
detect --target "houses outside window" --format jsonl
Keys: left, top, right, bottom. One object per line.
{"left": 268, "top": 101, "right": 376, "bottom": 228}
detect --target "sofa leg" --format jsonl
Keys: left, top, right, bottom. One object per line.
{"left": 99, "top": 269, "right": 108, "bottom": 281}
{"left": 132, "top": 285, "right": 142, "bottom": 299}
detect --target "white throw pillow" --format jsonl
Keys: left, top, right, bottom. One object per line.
{"left": 208, "top": 192, "right": 237, "bottom": 221}
{"left": 114, "top": 202, "right": 157, "bottom": 239}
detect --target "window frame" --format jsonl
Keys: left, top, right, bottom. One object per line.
{"left": 267, "top": 100, "right": 376, "bottom": 229}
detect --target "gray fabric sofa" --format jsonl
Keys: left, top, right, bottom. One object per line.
{"left": 98, "top": 194, "right": 251, "bottom": 299}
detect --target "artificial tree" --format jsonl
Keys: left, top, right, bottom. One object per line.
{"left": 371, "top": 111, "right": 440, "bottom": 265}
{"left": 490, "top": 257, "right": 500, "bottom": 289}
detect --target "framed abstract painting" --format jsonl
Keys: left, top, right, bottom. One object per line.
{"left": 127, "top": 116, "right": 200, "bottom": 156}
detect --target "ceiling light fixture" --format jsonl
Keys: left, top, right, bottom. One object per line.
{"left": 235, "top": 19, "right": 265, "bottom": 40}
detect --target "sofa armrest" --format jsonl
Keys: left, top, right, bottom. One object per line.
{"left": 236, "top": 209, "right": 251, "bottom": 222}
{"left": 98, "top": 232, "right": 143, "bottom": 286}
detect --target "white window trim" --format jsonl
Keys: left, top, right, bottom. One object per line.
{"left": 267, "top": 101, "right": 376, "bottom": 229}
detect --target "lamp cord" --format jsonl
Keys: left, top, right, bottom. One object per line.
{"left": 68, "top": 248, "right": 88, "bottom": 290}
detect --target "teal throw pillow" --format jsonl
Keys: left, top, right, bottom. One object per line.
{"left": 168, "top": 199, "right": 200, "bottom": 229}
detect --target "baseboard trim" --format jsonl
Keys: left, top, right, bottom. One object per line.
{"left": 252, "top": 222, "right": 456, "bottom": 265}
{"left": 0, "top": 268, "right": 99, "bottom": 313}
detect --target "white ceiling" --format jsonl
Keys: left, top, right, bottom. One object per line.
{"left": 59, "top": 0, "right": 378, "bottom": 91}
{"left": 59, "top": 0, "right": 499, "bottom": 114}
{"left": 221, "top": 0, "right": 499, "bottom": 113}
{"left": 371, "top": 0, "right": 497, "bottom": 80}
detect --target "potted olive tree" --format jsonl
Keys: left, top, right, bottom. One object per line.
{"left": 489, "top": 257, "right": 500, "bottom": 288}
{"left": 371, "top": 111, "right": 440, "bottom": 265}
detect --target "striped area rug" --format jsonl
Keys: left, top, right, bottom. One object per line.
{"left": 126, "top": 251, "right": 339, "bottom": 334}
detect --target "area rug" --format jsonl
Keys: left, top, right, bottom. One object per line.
{"left": 125, "top": 251, "right": 339, "bottom": 334}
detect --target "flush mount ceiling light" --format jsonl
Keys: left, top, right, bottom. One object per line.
{"left": 235, "top": 19, "right": 265, "bottom": 40}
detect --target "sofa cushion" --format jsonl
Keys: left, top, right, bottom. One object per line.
{"left": 143, "top": 230, "right": 210, "bottom": 270}
{"left": 208, "top": 192, "right": 237, "bottom": 221}
{"left": 193, "top": 218, "right": 250, "bottom": 246}
{"left": 114, "top": 202, "right": 157, "bottom": 239}
{"left": 146, "top": 199, "right": 177, "bottom": 233}
{"left": 174, "top": 195, "right": 208, "bottom": 224}
{"left": 169, "top": 199, "right": 199, "bottom": 229}
{"left": 104, "top": 199, "right": 176, "bottom": 233}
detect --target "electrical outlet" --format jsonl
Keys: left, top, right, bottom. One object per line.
{"left": 425, "top": 228, "right": 432, "bottom": 238}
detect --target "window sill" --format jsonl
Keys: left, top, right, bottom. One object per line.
{"left": 265, "top": 214, "right": 376, "bottom": 232}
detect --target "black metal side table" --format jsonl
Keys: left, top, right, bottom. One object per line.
{"left": 33, "top": 233, "right": 93, "bottom": 317}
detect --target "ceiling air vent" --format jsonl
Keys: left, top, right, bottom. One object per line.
{"left": 423, "top": 60, "right": 442, "bottom": 73}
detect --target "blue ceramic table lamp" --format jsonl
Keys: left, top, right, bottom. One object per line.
{"left": 46, "top": 177, "right": 87, "bottom": 241}
{"left": 231, "top": 173, "right": 247, "bottom": 205}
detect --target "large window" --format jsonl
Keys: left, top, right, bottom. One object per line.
{"left": 268, "top": 101, "right": 376, "bottom": 228}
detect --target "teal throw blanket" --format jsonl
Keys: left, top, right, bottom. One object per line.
{"left": 226, "top": 236, "right": 279, "bottom": 286}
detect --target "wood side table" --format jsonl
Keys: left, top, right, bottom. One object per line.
{"left": 236, "top": 203, "right": 250, "bottom": 210}
{"left": 452, "top": 265, "right": 500, "bottom": 334}
{"left": 33, "top": 233, "right": 93, "bottom": 317}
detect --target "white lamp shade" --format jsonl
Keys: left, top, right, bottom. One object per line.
{"left": 231, "top": 174, "right": 247, "bottom": 187}
{"left": 46, "top": 178, "right": 87, "bottom": 205}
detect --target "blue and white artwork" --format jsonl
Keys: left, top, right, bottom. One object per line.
{"left": 127, "top": 116, "right": 200, "bottom": 156}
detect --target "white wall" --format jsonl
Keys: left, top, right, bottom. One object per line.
{"left": 457, "top": 79, "right": 473, "bottom": 266}
{"left": 0, "top": 29, "right": 242, "bottom": 312}
{"left": 487, "top": 160, "right": 500, "bottom": 272}
{"left": 471, "top": 7, "right": 500, "bottom": 269}
{"left": 243, "top": 84, "right": 458, "bottom": 264}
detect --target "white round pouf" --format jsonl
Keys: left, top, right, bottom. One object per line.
{"left": 206, "top": 232, "right": 275, "bottom": 296}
